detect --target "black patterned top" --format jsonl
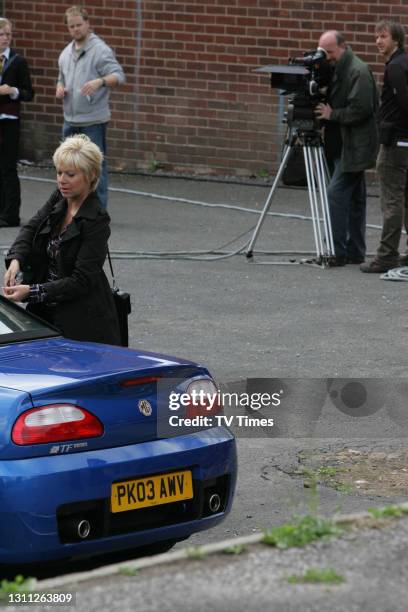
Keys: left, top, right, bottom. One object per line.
{"left": 28, "top": 226, "right": 68, "bottom": 303}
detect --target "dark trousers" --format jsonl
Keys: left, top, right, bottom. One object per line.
{"left": 327, "top": 157, "right": 367, "bottom": 260}
{"left": 376, "top": 144, "right": 408, "bottom": 264}
{"left": 0, "top": 119, "right": 21, "bottom": 225}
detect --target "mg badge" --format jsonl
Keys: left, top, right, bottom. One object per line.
{"left": 139, "top": 399, "right": 153, "bottom": 417}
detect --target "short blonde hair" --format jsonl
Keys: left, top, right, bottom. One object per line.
{"left": 53, "top": 134, "right": 103, "bottom": 191}
{"left": 65, "top": 6, "right": 89, "bottom": 24}
{"left": 0, "top": 18, "right": 12, "bottom": 31}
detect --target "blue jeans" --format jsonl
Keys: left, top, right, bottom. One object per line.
{"left": 327, "top": 157, "right": 367, "bottom": 260}
{"left": 63, "top": 122, "right": 108, "bottom": 209}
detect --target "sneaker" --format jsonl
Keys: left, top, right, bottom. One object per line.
{"left": 360, "top": 259, "right": 397, "bottom": 273}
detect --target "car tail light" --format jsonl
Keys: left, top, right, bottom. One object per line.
{"left": 185, "top": 379, "right": 223, "bottom": 418}
{"left": 120, "top": 376, "right": 162, "bottom": 387}
{"left": 12, "top": 404, "right": 104, "bottom": 445}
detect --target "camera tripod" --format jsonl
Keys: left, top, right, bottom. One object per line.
{"left": 246, "top": 127, "right": 335, "bottom": 266}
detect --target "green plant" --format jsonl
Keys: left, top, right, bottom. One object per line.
{"left": 316, "top": 466, "right": 338, "bottom": 478}
{"left": 287, "top": 568, "right": 345, "bottom": 585}
{"left": 295, "top": 465, "right": 353, "bottom": 495}
{"left": 119, "top": 566, "right": 139, "bottom": 576}
{"left": 263, "top": 515, "right": 343, "bottom": 549}
{"left": 368, "top": 505, "right": 408, "bottom": 519}
{"left": 149, "top": 159, "right": 162, "bottom": 172}
{"left": 257, "top": 168, "right": 269, "bottom": 178}
{"left": 0, "top": 575, "right": 36, "bottom": 600}
{"left": 222, "top": 544, "right": 247, "bottom": 555}
{"left": 186, "top": 546, "right": 207, "bottom": 560}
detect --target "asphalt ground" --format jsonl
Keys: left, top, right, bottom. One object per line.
{"left": 2, "top": 170, "right": 408, "bottom": 608}
{"left": 22, "top": 508, "right": 408, "bottom": 612}
{"left": 7, "top": 507, "right": 408, "bottom": 612}
{"left": 56, "top": 515, "right": 408, "bottom": 612}
{"left": 12, "top": 167, "right": 406, "bottom": 382}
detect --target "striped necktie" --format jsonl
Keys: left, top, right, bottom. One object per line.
{"left": 0, "top": 55, "right": 5, "bottom": 75}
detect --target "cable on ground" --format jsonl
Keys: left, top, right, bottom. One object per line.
{"left": 16, "top": 175, "right": 386, "bottom": 262}
{"left": 381, "top": 267, "right": 408, "bottom": 281}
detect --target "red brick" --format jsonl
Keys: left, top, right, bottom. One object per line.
{"left": 3, "top": 0, "right": 404, "bottom": 175}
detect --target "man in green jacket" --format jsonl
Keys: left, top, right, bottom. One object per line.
{"left": 315, "top": 30, "right": 378, "bottom": 266}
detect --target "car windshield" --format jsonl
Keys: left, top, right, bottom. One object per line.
{"left": 0, "top": 297, "right": 60, "bottom": 344}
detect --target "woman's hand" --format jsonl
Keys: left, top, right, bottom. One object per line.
{"left": 4, "top": 259, "right": 20, "bottom": 287}
{"left": 3, "top": 284, "right": 30, "bottom": 302}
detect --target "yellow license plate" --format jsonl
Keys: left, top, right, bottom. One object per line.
{"left": 111, "top": 469, "right": 193, "bottom": 513}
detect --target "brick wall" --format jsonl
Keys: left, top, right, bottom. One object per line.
{"left": 4, "top": 1, "right": 408, "bottom": 176}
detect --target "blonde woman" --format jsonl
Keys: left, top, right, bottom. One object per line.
{"left": 3, "top": 134, "right": 120, "bottom": 345}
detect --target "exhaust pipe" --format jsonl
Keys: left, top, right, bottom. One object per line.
{"left": 208, "top": 493, "right": 221, "bottom": 514}
{"left": 77, "top": 519, "right": 91, "bottom": 539}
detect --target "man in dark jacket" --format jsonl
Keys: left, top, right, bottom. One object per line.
{"left": 361, "top": 22, "right": 408, "bottom": 273}
{"left": 0, "top": 17, "right": 34, "bottom": 227}
{"left": 315, "top": 30, "right": 378, "bottom": 266}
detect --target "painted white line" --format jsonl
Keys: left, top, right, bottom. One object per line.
{"left": 19, "top": 174, "right": 384, "bottom": 229}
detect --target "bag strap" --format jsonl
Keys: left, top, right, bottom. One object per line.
{"left": 107, "top": 246, "right": 117, "bottom": 291}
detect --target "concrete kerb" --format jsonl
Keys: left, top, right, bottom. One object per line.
{"left": 36, "top": 501, "right": 408, "bottom": 591}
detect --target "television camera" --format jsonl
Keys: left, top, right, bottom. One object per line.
{"left": 255, "top": 48, "right": 333, "bottom": 131}
{"left": 246, "top": 49, "right": 336, "bottom": 265}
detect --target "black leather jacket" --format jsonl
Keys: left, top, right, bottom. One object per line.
{"left": 6, "top": 190, "right": 121, "bottom": 345}
{"left": 378, "top": 48, "right": 408, "bottom": 138}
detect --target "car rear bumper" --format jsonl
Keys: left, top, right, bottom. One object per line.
{"left": 0, "top": 427, "right": 237, "bottom": 564}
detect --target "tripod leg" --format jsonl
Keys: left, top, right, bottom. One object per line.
{"left": 311, "top": 147, "right": 335, "bottom": 259}
{"left": 246, "top": 144, "right": 293, "bottom": 258}
{"left": 304, "top": 145, "right": 324, "bottom": 259}
{"left": 315, "top": 147, "right": 335, "bottom": 256}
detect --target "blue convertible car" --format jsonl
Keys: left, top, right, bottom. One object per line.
{"left": 0, "top": 297, "right": 236, "bottom": 564}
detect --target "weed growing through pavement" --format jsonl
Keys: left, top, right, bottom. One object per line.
{"left": 295, "top": 465, "right": 354, "bottom": 496}
{"left": 316, "top": 466, "right": 338, "bottom": 478}
{"left": 0, "top": 576, "right": 36, "bottom": 600}
{"left": 286, "top": 568, "right": 345, "bottom": 585}
{"left": 262, "top": 515, "right": 343, "bottom": 549}
{"left": 222, "top": 544, "right": 247, "bottom": 555}
{"left": 257, "top": 168, "right": 269, "bottom": 178}
{"left": 148, "top": 159, "right": 163, "bottom": 173}
{"left": 186, "top": 546, "right": 207, "bottom": 560}
{"left": 368, "top": 505, "right": 408, "bottom": 519}
{"left": 119, "top": 566, "right": 139, "bottom": 576}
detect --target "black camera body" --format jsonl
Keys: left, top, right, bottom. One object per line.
{"left": 255, "top": 49, "right": 333, "bottom": 131}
